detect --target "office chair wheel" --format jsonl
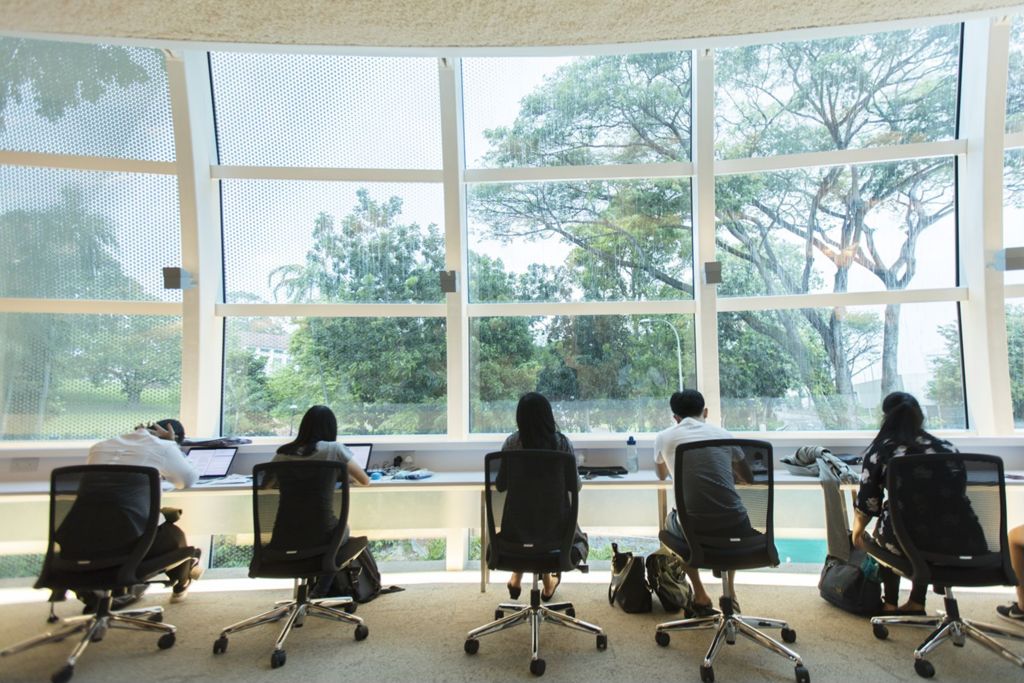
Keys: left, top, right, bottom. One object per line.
{"left": 212, "top": 636, "right": 228, "bottom": 654}
{"left": 700, "top": 664, "right": 714, "bottom": 683}
{"left": 781, "top": 627, "right": 797, "bottom": 643}
{"left": 914, "top": 659, "right": 935, "bottom": 679}
{"left": 794, "top": 665, "right": 810, "bottom": 683}
{"left": 354, "top": 624, "right": 369, "bottom": 641}
{"left": 157, "top": 633, "right": 175, "bottom": 650}
{"left": 529, "top": 658, "right": 546, "bottom": 676}
{"left": 51, "top": 664, "right": 74, "bottom": 683}
{"left": 494, "top": 609, "right": 503, "bottom": 620}
{"left": 655, "top": 631, "right": 670, "bottom": 647}
{"left": 872, "top": 623, "right": 889, "bottom": 640}
{"left": 596, "top": 634, "right": 607, "bottom": 650}
{"left": 565, "top": 608, "right": 576, "bottom": 618}
{"left": 270, "top": 649, "right": 287, "bottom": 669}
{"left": 464, "top": 638, "right": 479, "bottom": 655}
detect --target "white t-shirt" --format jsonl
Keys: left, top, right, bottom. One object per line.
{"left": 653, "top": 417, "right": 736, "bottom": 479}
{"left": 87, "top": 428, "right": 198, "bottom": 489}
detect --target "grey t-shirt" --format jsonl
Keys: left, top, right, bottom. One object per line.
{"left": 679, "top": 444, "right": 748, "bottom": 531}
{"left": 272, "top": 440, "right": 353, "bottom": 465}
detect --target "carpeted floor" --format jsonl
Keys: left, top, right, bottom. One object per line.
{"left": 1, "top": 580, "right": 1022, "bottom": 683}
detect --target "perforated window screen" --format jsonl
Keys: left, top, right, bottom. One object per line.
{"left": 0, "top": 38, "right": 174, "bottom": 161}
{"left": 222, "top": 179, "right": 444, "bottom": 304}
{"left": 462, "top": 54, "right": 692, "bottom": 169}
{"left": 0, "top": 313, "right": 182, "bottom": 440}
{"left": 0, "top": 166, "right": 181, "bottom": 301}
{"left": 209, "top": 53, "right": 442, "bottom": 169}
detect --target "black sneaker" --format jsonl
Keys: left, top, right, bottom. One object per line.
{"left": 996, "top": 602, "right": 1024, "bottom": 622}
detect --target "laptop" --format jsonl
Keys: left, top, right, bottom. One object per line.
{"left": 186, "top": 446, "right": 238, "bottom": 479}
{"left": 344, "top": 443, "right": 373, "bottom": 472}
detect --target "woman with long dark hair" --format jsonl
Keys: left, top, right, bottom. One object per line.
{"left": 851, "top": 392, "right": 956, "bottom": 615}
{"left": 274, "top": 405, "right": 370, "bottom": 483}
{"left": 500, "top": 392, "right": 587, "bottom": 602}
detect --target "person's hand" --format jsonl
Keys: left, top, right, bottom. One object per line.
{"left": 148, "top": 422, "right": 175, "bottom": 441}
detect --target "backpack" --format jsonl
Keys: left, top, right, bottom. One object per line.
{"left": 316, "top": 539, "right": 403, "bottom": 603}
{"left": 818, "top": 549, "right": 883, "bottom": 616}
{"left": 608, "top": 543, "right": 652, "bottom": 613}
{"left": 645, "top": 550, "right": 693, "bottom": 614}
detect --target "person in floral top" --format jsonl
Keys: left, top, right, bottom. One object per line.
{"left": 851, "top": 392, "right": 956, "bottom": 615}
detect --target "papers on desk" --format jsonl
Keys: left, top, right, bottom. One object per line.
{"left": 192, "top": 474, "right": 252, "bottom": 487}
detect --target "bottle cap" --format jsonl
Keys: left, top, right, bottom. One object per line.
{"left": 626, "top": 436, "right": 636, "bottom": 445}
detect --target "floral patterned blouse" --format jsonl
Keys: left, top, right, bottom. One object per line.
{"left": 854, "top": 432, "right": 957, "bottom": 554}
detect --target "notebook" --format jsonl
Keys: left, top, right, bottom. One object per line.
{"left": 186, "top": 446, "right": 238, "bottom": 479}
{"left": 344, "top": 443, "right": 373, "bottom": 472}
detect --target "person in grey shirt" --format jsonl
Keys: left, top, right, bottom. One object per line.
{"left": 654, "top": 390, "right": 755, "bottom": 615}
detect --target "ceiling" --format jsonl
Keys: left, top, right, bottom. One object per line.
{"left": 0, "top": 0, "right": 1021, "bottom": 51}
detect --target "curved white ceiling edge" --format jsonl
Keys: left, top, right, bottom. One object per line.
{"left": 0, "top": 0, "right": 1023, "bottom": 54}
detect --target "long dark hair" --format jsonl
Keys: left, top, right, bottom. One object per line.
{"left": 515, "top": 392, "right": 560, "bottom": 450}
{"left": 871, "top": 392, "right": 928, "bottom": 450}
{"left": 277, "top": 405, "right": 337, "bottom": 457}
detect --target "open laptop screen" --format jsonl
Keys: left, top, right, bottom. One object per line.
{"left": 186, "top": 447, "right": 238, "bottom": 478}
{"left": 344, "top": 443, "right": 373, "bottom": 471}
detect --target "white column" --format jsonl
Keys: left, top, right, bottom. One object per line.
{"left": 959, "top": 19, "right": 1013, "bottom": 435}
{"left": 165, "top": 50, "right": 224, "bottom": 438}
{"left": 439, "top": 57, "right": 470, "bottom": 439}
{"left": 692, "top": 48, "right": 722, "bottom": 421}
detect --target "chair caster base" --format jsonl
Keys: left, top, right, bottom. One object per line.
{"left": 52, "top": 664, "right": 74, "bottom": 683}
{"left": 700, "top": 664, "right": 714, "bottom": 683}
{"left": 270, "top": 649, "right": 286, "bottom": 669}
{"left": 530, "top": 658, "right": 546, "bottom": 676}
{"left": 914, "top": 659, "right": 935, "bottom": 679}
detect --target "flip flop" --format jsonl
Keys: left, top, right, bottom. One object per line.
{"left": 541, "top": 572, "right": 561, "bottom": 602}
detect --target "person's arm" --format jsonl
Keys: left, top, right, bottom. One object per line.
{"left": 852, "top": 445, "right": 884, "bottom": 548}
{"left": 334, "top": 443, "right": 369, "bottom": 486}
{"left": 159, "top": 441, "right": 198, "bottom": 489}
{"left": 653, "top": 434, "right": 670, "bottom": 480}
{"left": 851, "top": 509, "right": 871, "bottom": 550}
{"left": 732, "top": 458, "right": 754, "bottom": 485}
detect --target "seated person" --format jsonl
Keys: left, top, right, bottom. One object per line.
{"left": 996, "top": 525, "right": 1024, "bottom": 622}
{"left": 71, "top": 419, "right": 203, "bottom": 608}
{"left": 271, "top": 405, "right": 369, "bottom": 594}
{"left": 499, "top": 392, "right": 588, "bottom": 602}
{"left": 654, "top": 390, "right": 756, "bottom": 616}
{"left": 852, "top": 392, "right": 966, "bottom": 616}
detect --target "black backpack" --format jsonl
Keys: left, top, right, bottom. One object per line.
{"left": 608, "top": 543, "right": 652, "bottom": 613}
{"left": 818, "top": 549, "right": 883, "bottom": 616}
{"left": 316, "top": 539, "right": 403, "bottom": 603}
{"left": 646, "top": 551, "right": 693, "bottom": 613}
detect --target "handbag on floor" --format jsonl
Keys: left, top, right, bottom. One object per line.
{"left": 646, "top": 549, "right": 692, "bottom": 614}
{"left": 314, "top": 539, "right": 404, "bottom": 603}
{"left": 608, "top": 543, "right": 652, "bottom": 613}
{"left": 818, "top": 548, "right": 883, "bottom": 616}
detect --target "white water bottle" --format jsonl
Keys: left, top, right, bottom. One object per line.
{"left": 625, "top": 435, "right": 639, "bottom": 473}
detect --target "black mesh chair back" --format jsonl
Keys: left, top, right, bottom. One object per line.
{"left": 886, "top": 452, "right": 1015, "bottom": 589}
{"left": 867, "top": 453, "right": 1024, "bottom": 676}
{"left": 484, "top": 449, "right": 580, "bottom": 575}
{"left": 251, "top": 460, "right": 350, "bottom": 579}
{"left": 41, "top": 465, "right": 161, "bottom": 591}
{"left": 669, "top": 439, "right": 777, "bottom": 570}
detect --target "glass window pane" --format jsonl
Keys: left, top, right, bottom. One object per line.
{"left": 469, "top": 314, "right": 695, "bottom": 433}
{"left": 209, "top": 53, "right": 441, "bottom": 169}
{"left": 1006, "top": 300, "right": 1024, "bottom": 428}
{"left": 0, "top": 166, "right": 181, "bottom": 301}
{"left": 716, "top": 159, "right": 955, "bottom": 296}
{"left": 468, "top": 179, "right": 692, "bottom": 303}
{"left": 1007, "top": 18, "right": 1024, "bottom": 134}
{"left": 1005, "top": 150, "right": 1024, "bottom": 285}
{"left": 223, "top": 317, "right": 446, "bottom": 436}
{"left": 0, "top": 314, "right": 181, "bottom": 440}
{"left": 222, "top": 180, "right": 445, "bottom": 304}
{"left": 462, "top": 53, "right": 691, "bottom": 169}
{"left": 716, "top": 25, "right": 960, "bottom": 158}
{"left": 719, "top": 303, "right": 965, "bottom": 431}
{"left": 0, "top": 38, "right": 174, "bottom": 161}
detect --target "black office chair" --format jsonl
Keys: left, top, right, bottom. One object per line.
{"left": 464, "top": 450, "right": 606, "bottom": 677}
{"left": 864, "top": 453, "right": 1024, "bottom": 678}
{"left": 212, "top": 460, "right": 369, "bottom": 669}
{"left": 0, "top": 465, "right": 191, "bottom": 683}
{"left": 655, "top": 439, "right": 808, "bottom": 683}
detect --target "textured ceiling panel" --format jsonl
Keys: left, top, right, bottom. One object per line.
{"left": 0, "top": 0, "right": 1020, "bottom": 49}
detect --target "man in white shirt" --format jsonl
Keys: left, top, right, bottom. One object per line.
{"left": 654, "top": 390, "right": 754, "bottom": 616}
{"left": 84, "top": 419, "right": 202, "bottom": 604}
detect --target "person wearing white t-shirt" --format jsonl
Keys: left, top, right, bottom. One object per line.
{"left": 654, "top": 390, "right": 755, "bottom": 616}
{"left": 82, "top": 419, "right": 202, "bottom": 605}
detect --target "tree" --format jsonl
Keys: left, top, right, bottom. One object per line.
{"left": 81, "top": 316, "right": 180, "bottom": 406}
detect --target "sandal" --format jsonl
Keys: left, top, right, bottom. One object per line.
{"left": 541, "top": 572, "right": 561, "bottom": 602}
